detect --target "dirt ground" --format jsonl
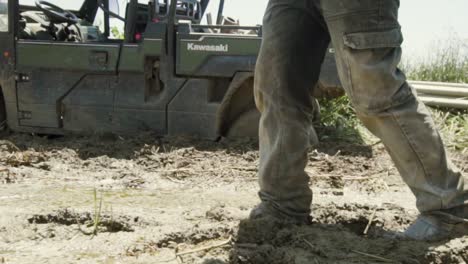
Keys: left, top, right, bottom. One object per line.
{"left": 0, "top": 132, "right": 467, "bottom": 264}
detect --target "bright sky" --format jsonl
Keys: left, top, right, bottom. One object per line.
{"left": 207, "top": 0, "right": 468, "bottom": 61}
{"left": 20, "top": 0, "right": 468, "bottom": 61}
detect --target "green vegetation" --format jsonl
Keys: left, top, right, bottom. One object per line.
{"left": 78, "top": 188, "right": 104, "bottom": 236}
{"left": 403, "top": 42, "right": 468, "bottom": 83}
{"left": 317, "top": 96, "right": 362, "bottom": 144}
{"left": 319, "top": 43, "right": 468, "bottom": 153}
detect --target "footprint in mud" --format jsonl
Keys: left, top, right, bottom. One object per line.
{"left": 311, "top": 203, "right": 415, "bottom": 236}
{"left": 206, "top": 206, "right": 248, "bottom": 222}
{"left": 233, "top": 218, "right": 309, "bottom": 264}
{"left": 125, "top": 226, "right": 234, "bottom": 258}
{"left": 27, "top": 209, "right": 139, "bottom": 233}
{"left": 230, "top": 203, "right": 468, "bottom": 264}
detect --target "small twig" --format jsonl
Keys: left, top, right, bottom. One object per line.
{"left": 306, "top": 172, "right": 381, "bottom": 181}
{"left": 351, "top": 250, "right": 395, "bottom": 263}
{"left": 303, "top": 238, "right": 315, "bottom": 249}
{"left": 382, "top": 179, "right": 390, "bottom": 191}
{"left": 343, "top": 176, "right": 380, "bottom": 181}
{"left": 305, "top": 172, "right": 340, "bottom": 178}
{"left": 363, "top": 208, "right": 378, "bottom": 235}
{"left": 165, "top": 176, "right": 186, "bottom": 184}
{"left": 176, "top": 236, "right": 232, "bottom": 257}
{"left": 236, "top": 243, "right": 258, "bottom": 249}
{"left": 157, "top": 167, "right": 256, "bottom": 173}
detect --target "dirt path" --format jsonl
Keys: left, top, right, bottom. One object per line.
{"left": 0, "top": 133, "right": 467, "bottom": 264}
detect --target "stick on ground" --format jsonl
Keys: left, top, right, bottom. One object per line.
{"left": 363, "top": 208, "right": 378, "bottom": 235}
{"left": 351, "top": 250, "right": 395, "bottom": 263}
{"left": 176, "top": 236, "right": 232, "bottom": 257}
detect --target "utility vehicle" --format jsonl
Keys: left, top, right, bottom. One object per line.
{"left": 0, "top": 0, "right": 340, "bottom": 139}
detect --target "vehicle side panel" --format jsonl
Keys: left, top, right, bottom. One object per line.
{"left": 61, "top": 75, "right": 116, "bottom": 132}
{"left": 118, "top": 38, "right": 163, "bottom": 72}
{"left": 167, "top": 78, "right": 220, "bottom": 139}
{"left": 16, "top": 41, "right": 120, "bottom": 72}
{"left": 15, "top": 41, "right": 120, "bottom": 130}
{"left": 176, "top": 33, "right": 261, "bottom": 76}
{"left": 113, "top": 23, "right": 170, "bottom": 135}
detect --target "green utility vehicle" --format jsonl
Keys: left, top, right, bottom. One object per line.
{"left": 0, "top": 0, "right": 341, "bottom": 139}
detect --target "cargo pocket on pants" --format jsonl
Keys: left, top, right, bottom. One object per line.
{"left": 341, "top": 28, "right": 409, "bottom": 113}
{"left": 343, "top": 28, "right": 403, "bottom": 50}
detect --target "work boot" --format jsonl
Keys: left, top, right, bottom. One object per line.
{"left": 249, "top": 202, "right": 312, "bottom": 225}
{"left": 401, "top": 206, "right": 468, "bottom": 241}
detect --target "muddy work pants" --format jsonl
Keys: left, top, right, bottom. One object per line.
{"left": 254, "top": 0, "right": 467, "bottom": 218}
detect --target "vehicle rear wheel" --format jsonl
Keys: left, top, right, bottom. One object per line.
{"left": 226, "top": 98, "right": 321, "bottom": 140}
{"left": 226, "top": 108, "right": 260, "bottom": 138}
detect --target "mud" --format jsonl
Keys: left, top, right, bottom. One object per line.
{"left": 28, "top": 209, "right": 137, "bottom": 233}
{"left": 0, "top": 132, "right": 466, "bottom": 263}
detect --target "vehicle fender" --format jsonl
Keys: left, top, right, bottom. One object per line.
{"left": 314, "top": 51, "right": 345, "bottom": 98}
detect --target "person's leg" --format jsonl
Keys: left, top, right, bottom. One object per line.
{"left": 320, "top": 0, "right": 467, "bottom": 239}
{"left": 253, "top": 0, "right": 330, "bottom": 221}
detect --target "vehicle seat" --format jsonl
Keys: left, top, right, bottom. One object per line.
{"left": 20, "top": 22, "right": 53, "bottom": 40}
{"left": 124, "top": 0, "right": 138, "bottom": 43}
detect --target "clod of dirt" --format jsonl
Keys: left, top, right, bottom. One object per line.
{"left": 112, "top": 172, "right": 146, "bottom": 189}
{"left": 236, "top": 218, "right": 295, "bottom": 245}
{"left": 2, "top": 151, "right": 47, "bottom": 167}
{"left": 423, "top": 241, "right": 468, "bottom": 264}
{"left": 27, "top": 209, "right": 136, "bottom": 233}
{"left": 0, "top": 140, "right": 20, "bottom": 152}
{"left": 206, "top": 206, "right": 246, "bottom": 222}
{"left": 126, "top": 226, "right": 234, "bottom": 258}
{"left": 311, "top": 203, "right": 415, "bottom": 236}
{"left": 231, "top": 203, "right": 468, "bottom": 264}
{"left": 0, "top": 168, "right": 18, "bottom": 184}
{"left": 28, "top": 209, "right": 90, "bottom": 225}
{"left": 161, "top": 227, "right": 233, "bottom": 247}
{"left": 231, "top": 244, "right": 294, "bottom": 264}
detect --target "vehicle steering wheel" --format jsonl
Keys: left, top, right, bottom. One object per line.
{"left": 35, "top": 0, "right": 80, "bottom": 24}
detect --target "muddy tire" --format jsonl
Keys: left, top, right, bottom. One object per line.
{"left": 311, "top": 97, "right": 321, "bottom": 124}
{"left": 226, "top": 99, "right": 321, "bottom": 139}
{"left": 226, "top": 108, "right": 260, "bottom": 138}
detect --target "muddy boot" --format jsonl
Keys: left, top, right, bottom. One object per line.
{"left": 402, "top": 207, "right": 468, "bottom": 241}
{"left": 249, "top": 202, "right": 312, "bottom": 225}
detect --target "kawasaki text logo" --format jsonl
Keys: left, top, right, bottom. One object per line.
{"left": 187, "top": 43, "right": 229, "bottom": 52}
